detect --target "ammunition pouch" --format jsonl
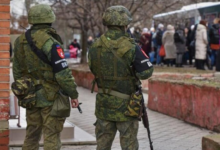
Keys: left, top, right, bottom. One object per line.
{"left": 50, "top": 91, "right": 70, "bottom": 117}
{"left": 11, "top": 77, "right": 37, "bottom": 109}
{"left": 124, "top": 92, "right": 142, "bottom": 118}
{"left": 98, "top": 88, "right": 142, "bottom": 118}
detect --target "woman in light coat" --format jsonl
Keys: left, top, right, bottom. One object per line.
{"left": 195, "top": 20, "right": 208, "bottom": 70}
{"left": 162, "top": 25, "right": 176, "bottom": 66}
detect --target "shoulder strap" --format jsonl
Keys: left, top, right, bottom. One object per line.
{"left": 25, "top": 29, "right": 52, "bottom": 66}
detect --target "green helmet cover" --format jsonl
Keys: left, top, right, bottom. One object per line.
{"left": 102, "top": 5, "right": 132, "bottom": 26}
{"left": 28, "top": 4, "right": 56, "bottom": 24}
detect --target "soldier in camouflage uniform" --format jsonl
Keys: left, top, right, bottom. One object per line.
{"left": 12, "top": 4, "right": 78, "bottom": 150}
{"left": 88, "top": 5, "right": 154, "bottom": 150}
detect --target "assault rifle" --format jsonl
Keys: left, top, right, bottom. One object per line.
{"left": 138, "top": 86, "right": 154, "bottom": 150}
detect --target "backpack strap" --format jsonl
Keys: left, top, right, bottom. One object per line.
{"left": 25, "top": 29, "right": 52, "bottom": 66}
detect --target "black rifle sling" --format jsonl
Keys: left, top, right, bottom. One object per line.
{"left": 25, "top": 29, "right": 52, "bottom": 66}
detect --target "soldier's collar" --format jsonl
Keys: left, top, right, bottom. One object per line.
{"left": 31, "top": 24, "right": 53, "bottom": 30}
{"left": 105, "top": 28, "right": 128, "bottom": 40}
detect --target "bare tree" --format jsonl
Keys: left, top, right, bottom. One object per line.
{"left": 52, "top": 0, "right": 194, "bottom": 64}
{"left": 25, "top": 0, "right": 35, "bottom": 12}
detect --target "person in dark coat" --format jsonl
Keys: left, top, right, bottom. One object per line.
{"left": 208, "top": 18, "right": 220, "bottom": 69}
{"left": 140, "top": 28, "right": 152, "bottom": 56}
{"left": 70, "top": 39, "right": 81, "bottom": 50}
{"left": 133, "top": 27, "right": 141, "bottom": 44}
{"left": 174, "top": 25, "right": 186, "bottom": 67}
{"left": 216, "top": 19, "right": 220, "bottom": 71}
{"left": 186, "top": 25, "right": 195, "bottom": 65}
{"left": 155, "top": 23, "right": 164, "bottom": 65}
{"left": 182, "top": 27, "right": 189, "bottom": 65}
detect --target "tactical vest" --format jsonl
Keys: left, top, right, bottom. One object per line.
{"left": 91, "top": 35, "right": 136, "bottom": 97}
{"left": 18, "top": 28, "right": 62, "bottom": 102}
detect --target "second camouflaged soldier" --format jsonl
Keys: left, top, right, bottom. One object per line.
{"left": 12, "top": 4, "right": 78, "bottom": 150}
{"left": 88, "top": 5, "right": 153, "bottom": 150}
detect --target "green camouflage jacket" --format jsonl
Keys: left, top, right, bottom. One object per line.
{"left": 89, "top": 27, "right": 153, "bottom": 121}
{"left": 13, "top": 24, "right": 78, "bottom": 107}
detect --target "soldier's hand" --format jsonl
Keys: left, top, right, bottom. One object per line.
{"left": 71, "top": 99, "right": 79, "bottom": 108}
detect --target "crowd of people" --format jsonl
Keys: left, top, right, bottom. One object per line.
{"left": 133, "top": 19, "right": 220, "bottom": 71}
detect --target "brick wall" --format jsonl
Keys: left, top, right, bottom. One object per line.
{"left": 0, "top": 0, "right": 10, "bottom": 149}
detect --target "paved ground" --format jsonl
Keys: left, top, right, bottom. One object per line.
{"left": 9, "top": 64, "right": 216, "bottom": 150}
{"left": 10, "top": 87, "right": 215, "bottom": 150}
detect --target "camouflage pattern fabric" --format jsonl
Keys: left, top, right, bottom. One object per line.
{"left": 13, "top": 23, "right": 78, "bottom": 150}
{"left": 13, "top": 24, "right": 78, "bottom": 107}
{"left": 22, "top": 106, "right": 65, "bottom": 150}
{"left": 28, "top": 4, "right": 55, "bottom": 24}
{"left": 95, "top": 118, "right": 139, "bottom": 150}
{"left": 89, "top": 28, "right": 136, "bottom": 121}
{"left": 136, "top": 68, "right": 154, "bottom": 80}
{"left": 102, "top": 6, "right": 132, "bottom": 26}
{"left": 89, "top": 26, "right": 153, "bottom": 122}
{"left": 124, "top": 92, "right": 143, "bottom": 117}
{"left": 89, "top": 5, "right": 153, "bottom": 150}
{"left": 11, "top": 76, "right": 36, "bottom": 108}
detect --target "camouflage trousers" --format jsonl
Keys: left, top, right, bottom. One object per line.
{"left": 22, "top": 106, "right": 65, "bottom": 150}
{"left": 95, "top": 118, "right": 139, "bottom": 150}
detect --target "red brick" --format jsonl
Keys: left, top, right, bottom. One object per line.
{"left": 0, "top": 83, "right": 9, "bottom": 90}
{"left": 0, "top": 37, "right": 10, "bottom": 43}
{"left": 0, "top": 28, "right": 10, "bottom": 35}
{"left": 0, "top": 13, "right": 10, "bottom": 20}
{"left": 0, "top": 113, "right": 9, "bottom": 120}
{"left": 0, "top": 91, "right": 9, "bottom": 97}
{"left": 0, "top": 21, "right": 10, "bottom": 28}
{"left": 0, "top": 44, "right": 9, "bottom": 51}
{"left": 0, "top": 76, "right": 9, "bottom": 82}
{"left": 0, "top": 59, "right": 9, "bottom": 66}
{"left": 0, "top": 6, "right": 10, "bottom": 12}
{"left": 0, "top": 0, "right": 10, "bottom": 4}
{"left": 0, "top": 3, "right": 10, "bottom": 148}
{"left": 0, "top": 137, "right": 9, "bottom": 144}
{"left": 0, "top": 68, "right": 9, "bottom": 74}
{"left": 0, "top": 130, "right": 9, "bottom": 137}
{"left": 0, "top": 145, "right": 9, "bottom": 150}
{"left": 0, "top": 99, "right": 9, "bottom": 105}
{"left": 0, "top": 52, "right": 9, "bottom": 58}
{"left": 0, "top": 105, "right": 9, "bottom": 112}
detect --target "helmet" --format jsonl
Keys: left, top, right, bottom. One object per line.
{"left": 102, "top": 5, "right": 132, "bottom": 26}
{"left": 28, "top": 4, "right": 56, "bottom": 24}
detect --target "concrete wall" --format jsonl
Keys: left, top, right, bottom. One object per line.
{"left": 148, "top": 79, "right": 220, "bottom": 132}
{"left": 0, "top": 0, "right": 10, "bottom": 149}
{"left": 72, "top": 70, "right": 98, "bottom": 92}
